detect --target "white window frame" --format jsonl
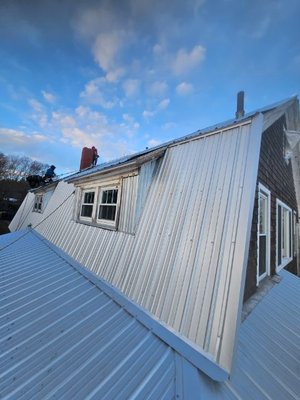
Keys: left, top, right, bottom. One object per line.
{"left": 96, "top": 185, "right": 120, "bottom": 228}
{"left": 79, "top": 189, "right": 96, "bottom": 222}
{"left": 78, "top": 181, "right": 121, "bottom": 230}
{"left": 293, "top": 211, "right": 297, "bottom": 258}
{"left": 33, "top": 194, "right": 43, "bottom": 213}
{"left": 257, "top": 183, "right": 271, "bottom": 285}
{"left": 276, "top": 199, "right": 293, "bottom": 272}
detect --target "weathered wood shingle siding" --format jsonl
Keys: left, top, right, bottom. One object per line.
{"left": 244, "top": 116, "right": 298, "bottom": 300}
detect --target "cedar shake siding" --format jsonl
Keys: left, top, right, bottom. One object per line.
{"left": 244, "top": 116, "right": 298, "bottom": 301}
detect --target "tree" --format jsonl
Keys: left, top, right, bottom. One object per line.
{"left": 0, "top": 153, "right": 7, "bottom": 178}
{"left": 0, "top": 153, "right": 49, "bottom": 181}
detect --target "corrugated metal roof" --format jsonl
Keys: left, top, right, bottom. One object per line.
{"left": 171, "top": 269, "right": 300, "bottom": 400}
{"left": 8, "top": 115, "right": 264, "bottom": 376}
{"left": 222, "top": 270, "right": 300, "bottom": 400}
{"left": 65, "top": 97, "right": 297, "bottom": 183}
{"left": 1, "top": 230, "right": 299, "bottom": 399}
{"left": 0, "top": 230, "right": 176, "bottom": 399}
{"left": 8, "top": 96, "right": 299, "bottom": 378}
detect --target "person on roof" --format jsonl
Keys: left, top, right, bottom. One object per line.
{"left": 92, "top": 146, "right": 99, "bottom": 166}
{"left": 43, "top": 165, "right": 56, "bottom": 183}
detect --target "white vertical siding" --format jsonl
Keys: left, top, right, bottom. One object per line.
{"left": 118, "top": 175, "right": 138, "bottom": 234}
{"left": 10, "top": 118, "right": 263, "bottom": 374}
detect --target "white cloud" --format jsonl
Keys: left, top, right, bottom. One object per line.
{"left": 158, "top": 98, "right": 170, "bottom": 110}
{"left": 149, "top": 80, "right": 168, "bottom": 97}
{"left": 172, "top": 45, "right": 206, "bottom": 75}
{"left": 42, "top": 90, "right": 56, "bottom": 104}
{"left": 123, "top": 79, "right": 140, "bottom": 97}
{"left": 143, "top": 110, "right": 155, "bottom": 119}
{"left": 176, "top": 82, "right": 194, "bottom": 96}
{"left": 163, "top": 122, "right": 176, "bottom": 130}
{"left": 105, "top": 67, "right": 125, "bottom": 83}
{"left": 147, "top": 138, "right": 161, "bottom": 147}
{"left": 123, "top": 113, "right": 140, "bottom": 130}
{"left": 0, "top": 128, "right": 49, "bottom": 147}
{"left": 92, "top": 31, "right": 122, "bottom": 71}
{"left": 28, "top": 98, "right": 48, "bottom": 128}
{"left": 80, "top": 78, "right": 116, "bottom": 109}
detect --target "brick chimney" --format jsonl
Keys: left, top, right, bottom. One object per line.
{"left": 80, "top": 147, "right": 93, "bottom": 170}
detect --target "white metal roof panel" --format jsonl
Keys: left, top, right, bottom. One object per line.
{"left": 0, "top": 230, "right": 176, "bottom": 400}
{"left": 8, "top": 115, "right": 264, "bottom": 376}
{"left": 220, "top": 270, "right": 300, "bottom": 400}
{"left": 1, "top": 231, "right": 299, "bottom": 399}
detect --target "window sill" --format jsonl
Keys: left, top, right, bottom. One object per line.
{"left": 75, "top": 219, "right": 117, "bottom": 231}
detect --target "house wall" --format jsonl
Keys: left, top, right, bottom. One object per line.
{"left": 244, "top": 116, "right": 298, "bottom": 300}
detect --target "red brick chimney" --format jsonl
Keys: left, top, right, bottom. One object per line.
{"left": 80, "top": 147, "right": 93, "bottom": 170}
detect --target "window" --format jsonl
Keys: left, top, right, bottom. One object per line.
{"left": 78, "top": 184, "right": 120, "bottom": 229}
{"left": 276, "top": 199, "right": 293, "bottom": 271}
{"left": 97, "top": 188, "right": 118, "bottom": 223}
{"left": 257, "top": 184, "right": 270, "bottom": 284}
{"left": 33, "top": 194, "right": 43, "bottom": 213}
{"left": 80, "top": 190, "right": 95, "bottom": 220}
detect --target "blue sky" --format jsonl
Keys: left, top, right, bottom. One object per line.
{"left": 0, "top": 0, "right": 299, "bottom": 175}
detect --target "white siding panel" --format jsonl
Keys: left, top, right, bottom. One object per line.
{"left": 118, "top": 175, "right": 138, "bottom": 234}
{"left": 135, "top": 159, "right": 160, "bottom": 226}
{"left": 10, "top": 119, "right": 262, "bottom": 374}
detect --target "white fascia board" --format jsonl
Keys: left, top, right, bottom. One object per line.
{"left": 32, "top": 229, "right": 229, "bottom": 382}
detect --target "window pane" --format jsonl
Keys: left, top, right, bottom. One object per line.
{"left": 282, "top": 208, "right": 289, "bottom": 258}
{"left": 259, "top": 236, "right": 267, "bottom": 276}
{"left": 99, "top": 205, "right": 116, "bottom": 221}
{"left": 107, "top": 190, "right": 113, "bottom": 204}
{"left": 259, "top": 195, "right": 267, "bottom": 234}
{"left": 102, "top": 190, "right": 107, "bottom": 204}
{"left": 84, "top": 192, "right": 95, "bottom": 204}
{"left": 113, "top": 189, "right": 118, "bottom": 203}
{"left": 81, "top": 204, "right": 93, "bottom": 217}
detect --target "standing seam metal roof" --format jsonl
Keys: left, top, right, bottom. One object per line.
{"left": 1, "top": 231, "right": 300, "bottom": 399}
{"left": 0, "top": 230, "right": 176, "bottom": 400}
